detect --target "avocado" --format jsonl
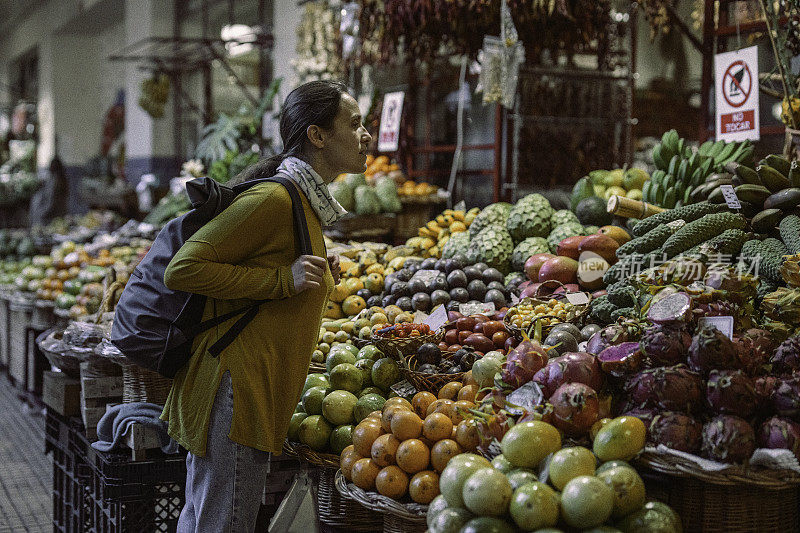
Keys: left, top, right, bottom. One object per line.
{"left": 575, "top": 196, "right": 612, "bottom": 227}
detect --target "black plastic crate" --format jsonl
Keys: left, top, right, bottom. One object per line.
{"left": 86, "top": 445, "right": 187, "bottom": 502}
{"left": 52, "top": 446, "right": 93, "bottom": 533}
{"left": 90, "top": 480, "right": 185, "bottom": 533}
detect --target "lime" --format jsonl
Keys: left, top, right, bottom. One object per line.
{"left": 329, "top": 363, "right": 363, "bottom": 394}
{"left": 326, "top": 346, "right": 356, "bottom": 373}
{"left": 371, "top": 357, "right": 401, "bottom": 392}
{"left": 298, "top": 415, "right": 333, "bottom": 451}
{"left": 301, "top": 386, "right": 327, "bottom": 415}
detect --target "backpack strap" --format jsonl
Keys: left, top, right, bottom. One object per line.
{"left": 205, "top": 175, "right": 314, "bottom": 357}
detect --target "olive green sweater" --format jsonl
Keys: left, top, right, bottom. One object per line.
{"left": 161, "top": 182, "right": 333, "bottom": 456}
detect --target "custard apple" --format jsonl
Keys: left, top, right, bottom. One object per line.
{"left": 467, "top": 227, "right": 514, "bottom": 274}
{"left": 511, "top": 237, "right": 550, "bottom": 271}
{"left": 551, "top": 209, "right": 580, "bottom": 227}
{"left": 441, "top": 231, "right": 470, "bottom": 259}
{"left": 469, "top": 202, "right": 513, "bottom": 238}
{"left": 506, "top": 196, "right": 552, "bottom": 242}
{"left": 547, "top": 223, "right": 584, "bottom": 253}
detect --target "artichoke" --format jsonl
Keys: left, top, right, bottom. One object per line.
{"left": 770, "top": 335, "right": 800, "bottom": 376}
{"left": 649, "top": 412, "right": 702, "bottom": 454}
{"left": 758, "top": 416, "right": 800, "bottom": 460}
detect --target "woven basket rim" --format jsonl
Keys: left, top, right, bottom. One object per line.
{"left": 283, "top": 440, "right": 340, "bottom": 468}
{"left": 334, "top": 470, "right": 428, "bottom": 521}
{"left": 636, "top": 450, "right": 800, "bottom": 488}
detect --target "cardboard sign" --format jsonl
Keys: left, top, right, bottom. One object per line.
{"left": 454, "top": 200, "right": 467, "bottom": 212}
{"left": 390, "top": 380, "right": 418, "bottom": 400}
{"left": 698, "top": 316, "right": 735, "bottom": 340}
{"left": 423, "top": 304, "right": 449, "bottom": 331}
{"left": 719, "top": 184, "right": 742, "bottom": 210}
{"left": 459, "top": 302, "right": 496, "bottom": 316}
{"left": 378, "top": 91, "right": 405, "bottom": 152}
{"left": 715, "top": 46, "right": 760, "bottom": 142}
{"left": 565, "top": 292, "right": 590, "bottom": 306}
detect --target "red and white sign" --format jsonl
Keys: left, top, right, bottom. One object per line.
{"left": 715, "top": 47, "right": 759, "bottom": 142}
{"left": 377, "top": 91, "right": 404, "bottom": 152}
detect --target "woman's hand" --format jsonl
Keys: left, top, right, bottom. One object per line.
{"left": 292, "top": 255, "right": 328, "bottom": 293}
{"left": 328, "top": 254, "right": 341, "bottom": 285}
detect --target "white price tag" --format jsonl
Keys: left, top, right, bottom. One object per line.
{"left": 413, "top": 311, "right": 429, "bottom": 323}
{"left": 698, "top": 316, "right": 735, "bottom": 340}
{"left": 719, "top": 185, "right": 742, "bottom": 210}
{"left": 564, "top": 292, "right": 590, "bottom": 306}
{"left": 511, "top": 292, "right": 520, "bottom": 304}
{"left": 454, "top": 200, "right": 467, "bottom": 211}
{"left": 459, "top": 301, "right": 496, "bottom": 316}
{"left": 413, "top": 269, "right": 441, "bottom": 286}
{"left": 423, "top": 304, "right": 449, "bottom": 331}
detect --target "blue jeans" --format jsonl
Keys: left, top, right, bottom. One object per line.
{"left": 177, "top": 372, "right": 270, "bottom": 533}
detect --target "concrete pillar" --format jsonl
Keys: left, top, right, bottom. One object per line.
{"left": 123, "top": 0, "right": 180, "bottom": 186}
{"left": 272, "top": 0, "right": 303, "bottom": 95}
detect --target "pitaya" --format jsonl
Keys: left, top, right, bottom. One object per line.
{"left": 772, "top": 376, "right": 800, "bottom": 420}
{"left": 585, "top": 321, "right": 646, "bottom": 355}
{"left": 597, "top": 342, "right": 644, "bottom": 377}
{"left": 501, "top": 335, "right": 549, "bottom": 389}
{"left": 533, "top": 352, "right": 604, "bottom": 397}
{"left": 639, "top": 324, "right": 691, "bottom": 366}
{"left": 733, "top": 328, "right": 774, "bottom": 376}
{"left": 706, "top": 370, "right": 757, "bottom": 418}
{"left": 649, "top": 412, "right": 702, "bottom": 454}
{"left": 647, "top": 292, "right": 692, "bottom": 327}
{"left": 758, "top": 416, "right": 800, "bottom": 460}
{"left": 687, "top": 325, "right": 739, "bottom": 375}
{"left": 549, "top": 382, "right": 600, "bottom": 437}
{"left": 770, "top": 335, "right": 800, "bottom": 376}
{"left": 755, "top": 375, "right": 780, "bottom": 406}
{"left": 701, "top": 415, "right": 756, "bottom": 463}
{"left": 624, "top": 364, "right": 703, "bottom": 414}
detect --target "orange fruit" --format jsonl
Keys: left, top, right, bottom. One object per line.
{"left": 455, "top": 419, "right": 481, "bottom": 452}
{"left": 384, "top": 397, "right": 413, "bottom": 411}
{"left": 340, "top": 446, "right": 362, "bottom": 480}
{"left": 366, "top": 410, "right": 382, "bottom": 421}
{"left": 396, "top": 439, "right": 430, "bottom": 474}
{"left": 426, "top": 399, "right": 454, "bottom": 418}
{"left": 430, "top": 439, "right": 462, "bottom": 473}
{"left": 423, "top": 413, "right": 454, "bottom": 442}
{"left": 375, "top": 465, "right": 409, "bottom": 500}
{"left": 462, "top": 370, "right": 477, "bottom": 387}
{"left": 351, "top": 458, "right": 381, "bottom": 490}
{"left": 391, "top": 409, "right": 424, "bottom": 440}
{"left": 438, "top": 382, "right": 462, "bottom": 401}
{"left": 411, "top": 391, "right": 437, "bottom": 418}
{"left": 458, "top": 384, "right": 478, "bottom": 403}
{"left": 451, "top": 400, "right": 476, "bottom": 425}
{"left": 409, "top": 470, "right": 440, "bottom": 504}
{"left": 371, "top": 433, "right": 400, "bottom": 467}
{"left": 353, "top": 419, "right": 385, "bottom": 457}
{"left": 382, "top": 404, "right": 411, "bottom": 433}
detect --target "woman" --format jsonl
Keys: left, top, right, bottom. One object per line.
{"left": 162, "top": 80, "right": 372, "bottom": 532}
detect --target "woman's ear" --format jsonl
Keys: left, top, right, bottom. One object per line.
{"left": 306, "top": 125, "right": 325, "bottom": 149}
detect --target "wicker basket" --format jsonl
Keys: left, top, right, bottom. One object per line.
{"left": 503, "top": 281, "right": 591, "bottom": 340}
{"left": 394, "top": 202, "right": 438, "bottom": 242}
{"left": 282, "top": 440, "right": 341, "bottom": 468}
{"left": 335, "top": 470, "right": 427, "bottom": 533}
{"left": 400, "top": 352, "right": 464, "bottom": 393}
{"left": 637, "top": 450, "right": 800, "bottom": 532}
{"left": 119, "top": 363, "right": 173, "bottom": 405}
{"left": 316, "top": 467, "right": 382, "bottom": 531}
{"left": 371, "top": 330, "right": 444, "bottom": 360}
{"left": 308, "top": 361, "right": 327, "bottom": 375}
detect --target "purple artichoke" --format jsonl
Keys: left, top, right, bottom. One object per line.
{"left": 772, "top": 376, "right": 800, "bottom": 420}
{"left": 639, "top": 324, "right": 691, "bottom": 366}
{"left": 758, "top": 416, "right": 800, "bottom": 460}
{"left": 770, "top": 335, "right": 800, "bottom": 376}
{"left": 687, "top": 325, "right": 739, "bottom": 375}
{"left": 706, "top": 370, "right": 758, "bottom": 418}
{"left": 624, "top": 364, "right": 704, "bottom": 414}
{"left": 701, "top": 415, "right": 756, "bottom": 463}
{"left": 649, "top": 412, "right": 703, "bottom": 454}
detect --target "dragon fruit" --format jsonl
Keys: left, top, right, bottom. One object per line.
{"left": 701, "top": 415, "right": 756, "bottom": 463}
{"left": 733, "top": 328, "right": 775, "bottom": 376}
{"left": 649, "top": 412, "right": 702, "bottom": 454}
{"left": 687, "top": 325, "right": 739, "bottom": 375}
{"left": 772, "top": 375, "right": 800, "bottom": 420}
{"left": 755, "top": 376, "right": 780, "bottom": 406}
{"left": 597, "top": 342, "right": 644, "bottom": 377}
{"left": 706, "top": 370, "right": 757, "bottom": 418}
{"left": 758, "top": 416, "right": 800, "bottom": 460}
{"left": 533, "top": 351, "right": 604, "bottom": 398}
{"left": 624, "top": 364, "right": 703, "bottom": 414}
{"left": 585, "top": 320, "right": 646, "bottom": 355}
{"left": 770, "top": 335, "right": 800, "bottom": 376}
{"left": 501, "top": 335, "right": 549, "bottom": 389}
{"left": 647, "top": 292, "right": 693, "bottom": 327}
{"left": 639, "top": 324, "right": 691, "bottom": 366}
{"left": 549, "top": 382, "right": 600, "bottom": 437}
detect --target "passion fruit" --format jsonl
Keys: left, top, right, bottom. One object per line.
{"left": 560, "top": 475, "right": 614, "bottom": 529}
{"left": 547, "top": 446, "right": 597, "bottom": 491}
{"left": 593, "top": 416, "right": 647, "bottom": 462}
{"left": 500, "top": 421, "right": 562, "bottom": 469}
{"left": 461, "top": 467, "right": 513, "bottom": 517}
{"left": 508, "top": 481, "right": 560, "bottom": 530}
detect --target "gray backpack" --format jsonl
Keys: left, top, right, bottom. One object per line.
{"left": 110, "top": 174, "right": 312, "bottom": 378}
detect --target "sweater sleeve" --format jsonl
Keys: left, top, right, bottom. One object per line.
{"left": 164, "top": 184, "right": 298, "bottom": 301}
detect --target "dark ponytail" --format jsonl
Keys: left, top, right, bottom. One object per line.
{"left": 228, "top": 80, "right": 347, "bottom": 185}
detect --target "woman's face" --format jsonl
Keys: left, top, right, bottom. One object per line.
{"left": 320, "top": 93, "right": 372, "bottom": 179}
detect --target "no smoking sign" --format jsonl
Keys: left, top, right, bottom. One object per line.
{"left": 715, "top": 46, "right": 760, "bottom": 142}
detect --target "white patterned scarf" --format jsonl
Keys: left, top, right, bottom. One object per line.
{"left": 277, "top": 156, "right": 347, "bottom": 226}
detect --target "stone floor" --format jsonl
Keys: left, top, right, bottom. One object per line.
{"left": 0, "top": 374, "right": 51, "bottom": 533}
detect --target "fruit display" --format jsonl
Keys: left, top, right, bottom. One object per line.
{"left": 570, "top": 167, "right": 649, "bottom": 216}
{"left": 330, "top": 172, "right": 402, "bottom": 215}
{"left": 440, "top": 312, "right": 518, "bottom": 357}
{"left": 504, "top": 298, "right": 583, "bottom": 331}
{"left": 407, "top": 207, "right": 478, "bottom": 260}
